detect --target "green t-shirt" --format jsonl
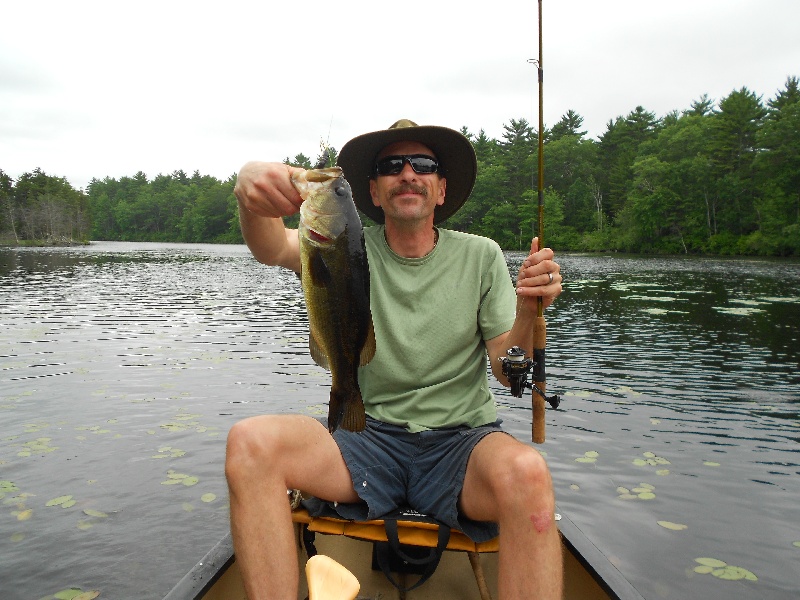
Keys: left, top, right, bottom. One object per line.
{"left": 360, "top": 226, "right": 517, "bottom": 432}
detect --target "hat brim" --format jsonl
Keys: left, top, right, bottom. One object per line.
{"left": 337, "top": 123, "right": 477, "bottom": 225}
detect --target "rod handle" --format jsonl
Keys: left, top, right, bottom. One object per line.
{"left": 532, "top": 316, "right": 546, "bottom": 444}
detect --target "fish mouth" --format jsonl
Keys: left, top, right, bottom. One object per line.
{"left": 306, "top": 227, "right": 331, "bottom": 243}
{"left": 304, "top": 167, "right": 342, "bottom": 183}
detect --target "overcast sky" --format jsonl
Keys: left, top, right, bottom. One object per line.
{"left": 2, "top": 0, "right": 798, "bottom": 191}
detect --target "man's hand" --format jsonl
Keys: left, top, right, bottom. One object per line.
{"left": 234, "top": 162, "right": 305, "bottom": 219}
{"left": 234, "top": 162, "right": 304, "bottom": 272}
{"left": 515, "top": 237, "right": 562, "bottom": 310}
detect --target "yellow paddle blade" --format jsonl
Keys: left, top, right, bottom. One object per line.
{"left": 305, "top": 554, "right": 360, "bottom": 600}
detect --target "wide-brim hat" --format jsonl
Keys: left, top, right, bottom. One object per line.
{"left": 337, "top": 119, "right": 477, "bottom": 224}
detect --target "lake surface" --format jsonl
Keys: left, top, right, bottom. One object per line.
{"left": 1, "top": 242, "right": 798, "bottom": 600}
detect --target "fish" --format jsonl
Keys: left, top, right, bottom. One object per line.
{"left": 291, "top": 166, "right": 376, "bottom": 433}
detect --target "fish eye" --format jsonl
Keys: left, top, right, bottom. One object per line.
{"left": 335, "top": 186, "right": 346, "bottom": 196}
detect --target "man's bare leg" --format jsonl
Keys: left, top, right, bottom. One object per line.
{"left": 225, "top": 414, "right": 359, "bottom": 600}
{"left": 460, "top": 432, "right": 563, "bottom": 600}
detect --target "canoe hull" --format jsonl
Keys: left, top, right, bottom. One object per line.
{"left": 166, "top": 517, "right": 636, "bottom": 600}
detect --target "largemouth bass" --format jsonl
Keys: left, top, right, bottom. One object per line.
{"left": 292, "top": 166, "right": 375, "bottom": 433}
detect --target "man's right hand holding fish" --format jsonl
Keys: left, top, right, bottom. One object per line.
{"left": 227, "top": 120, "right": 563, "bottom": 600}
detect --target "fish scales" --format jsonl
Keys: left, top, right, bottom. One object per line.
{"left": 292, "top": 167, "right": 375, "bottom": 432}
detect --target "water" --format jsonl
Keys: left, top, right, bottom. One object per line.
{"left": 1, "top": 242, "right": 798, "bottom": 599}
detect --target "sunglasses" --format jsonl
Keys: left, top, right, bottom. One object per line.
{"left": 373, "top": 154, "right": 440, "bottom": 177}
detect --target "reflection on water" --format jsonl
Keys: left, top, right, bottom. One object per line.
{"left": 1, "top": 243, "right": 798, "bottom": 599}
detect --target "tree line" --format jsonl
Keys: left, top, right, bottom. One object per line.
{"left": 1, "top": 76, "right": 798, "bottom": 255}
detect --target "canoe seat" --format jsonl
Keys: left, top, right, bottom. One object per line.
{"left": 292, "top": 505, "right": 496, "bottom": 600}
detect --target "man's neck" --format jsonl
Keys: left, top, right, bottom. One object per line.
{"left": 383, "top": 222, "right": 438, "bottom": 258}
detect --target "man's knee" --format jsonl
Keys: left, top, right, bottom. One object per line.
{"left": 225, "top": 417, "right": 280, "bottom": 482}
{"left": 494, "top": 448, "right": 554, "bottom": 510}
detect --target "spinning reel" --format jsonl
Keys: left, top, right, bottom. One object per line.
{"left": 498, "top": 346, "right": 561, "bottom": 409}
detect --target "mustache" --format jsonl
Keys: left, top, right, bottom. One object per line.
{"left": 389, "top": 183, "right": 428, "bottom": 198}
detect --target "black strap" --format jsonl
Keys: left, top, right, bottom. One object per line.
{"left": 374, "top": 519, "right": 451, "bottom": 592}
{"left": 301, "top": 525, "right": 317, "bottom": 558}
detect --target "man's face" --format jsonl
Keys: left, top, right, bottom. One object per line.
{"left": 369, "top": 141, "right": 446, "bottom": 225}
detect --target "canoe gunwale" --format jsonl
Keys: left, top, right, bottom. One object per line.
{"left": 163, "top": 532, "right": 235, "bottom": 600}
{"left": 556, "top": 511, "right": 645, "bottom": 600}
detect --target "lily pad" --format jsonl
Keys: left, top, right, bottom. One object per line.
{"left": 201, "top": 493, "right": 216, "bottom": 503}
{"left": 657, "top": 521, "right": 687, "bottom": 531}
{"left": 46, "top": 495, "right": 74, "bottom": 507}
{"left": 16, "top": 508, "right": 33, "bottom": 521}
{"left": 693, "top": 557, "right": 758, "bottom": 582}
{"left": 53, "top": 589, "right": 85, "bottom": 600}
{"left": 617, "top": 482, "right": 656, "bottom": 500}
{"left": 696, "top": 557, "right": 727, "bottom": 568}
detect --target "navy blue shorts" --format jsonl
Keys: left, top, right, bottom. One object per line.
{"left": 321, "top": 416, "right": 507, "bottom": 543}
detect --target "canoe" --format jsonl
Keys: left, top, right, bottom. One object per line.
{"left": 163, "top": 508, "right": 645, "bottom": 600}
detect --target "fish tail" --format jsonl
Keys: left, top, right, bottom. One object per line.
{"left": 328, "top": 388, "right": 366, "bottom": 433}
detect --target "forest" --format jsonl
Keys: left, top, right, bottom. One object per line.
{"left": 1, "top": 77, "right": 798, "bottom": 256}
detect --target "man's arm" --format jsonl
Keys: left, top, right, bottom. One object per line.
{"left": 485, "top": 237, "right": 561, "bottom": 386}
{"left": 234, "top": 161, "right": 305, "bottom": 273}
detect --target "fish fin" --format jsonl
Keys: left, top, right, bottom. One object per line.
{"left": 308, "top": 249, "right": 333, "bottom": 286}
{"left": 359, "top": 318, "right": 376, "bottom": 366}
{"left": 328, "top": 389, "right": 366, "bottom": 433}
{"left": 308, "top": 330, "right": 330, "bottom": 370}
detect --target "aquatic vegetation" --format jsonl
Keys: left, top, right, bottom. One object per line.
{"left": 159, "top": 411, "right": 217, "bottom": 435}
{"left": 4, "top": 481, "right": 35, "bottom": 522}
{"left": 161, "top": 470, "right": 199, "bottom": 486}
{"left": 77, "top": 508, "right": 110, "bottom": 531}
{"left": 46, "top": 588, "right": 101, "bottom": 599}
{"left": 657, "top": 521, "right": 687, "bottom": 531}
{"left": 22, "top": 422, "right": 50, "bottom": 434}
{"left": 617, "top": 482, "right": 656, "bottom": 500}
{"left": 575, "top": 450, "right": 599, "bottom": 464}
{"left": 633, "top": 451, "right": 670, "bottom": 468}
{"left": 17, "top": 436, "right": 58, "bottom": 457}
{"left": 151, "top": 446, "right": 186, "bottom": 459}
{"left": 605, "top": 385, "right": 642, "bottom": 396}
{"left": 692, "top": 557, "right": 757, "bottom": 582}
{"left": 713, "top": 306, "right": 765, "bottom": 316}
{"left": 46, "top": 495, "right": 77, "bottom": 508}
{"left": 0, "top": 479, "right": 19, "bottom": 499}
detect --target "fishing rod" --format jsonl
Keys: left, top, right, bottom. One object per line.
{"left": 499, "top": 2, "right": 561, "bottom": 443}
{"left": 532, "top": 0, "right": 547, "bottom": 444}
{"left": 501, "top": 1, "right": 559, "bottom": 444}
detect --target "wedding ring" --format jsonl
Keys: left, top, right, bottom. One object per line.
{"left": 547, "top": 272, "right": 553, "bottom": 284}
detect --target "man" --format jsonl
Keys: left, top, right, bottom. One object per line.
{"left": 227, "top": 119, "right": 564, "bottom": 599}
